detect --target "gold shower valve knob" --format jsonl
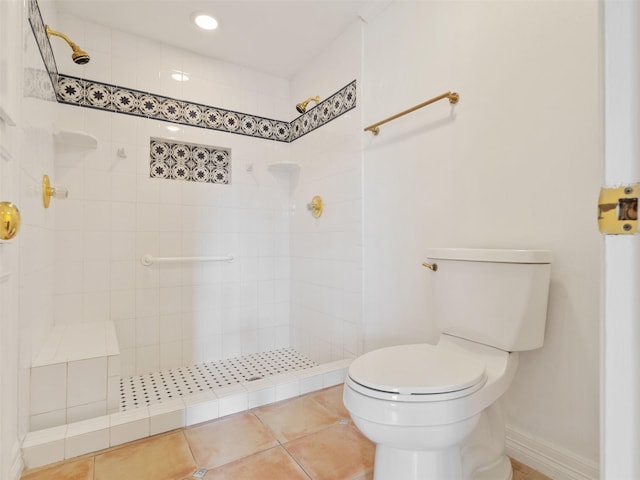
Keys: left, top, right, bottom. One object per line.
{"left": 0, "top": 202, "right": 21, "bottom": 240}
{"left": 598, "top": 184, "right": 638, "bottom": 234}
{"left": 307, "top": 195, "right": 324, "bottom": 218}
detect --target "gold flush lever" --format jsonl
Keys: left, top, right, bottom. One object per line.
{"left": 422, "top": 261, "right": 438, "bottom": 271}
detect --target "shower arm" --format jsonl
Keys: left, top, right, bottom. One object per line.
{"left": 46, "top": 26, "right": 81, "bottom": 51}
{"left": 45, "top": 25, "right": 90, "bottom": 64}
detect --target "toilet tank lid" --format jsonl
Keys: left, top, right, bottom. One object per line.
{"left": 425, "top": 248, "right": 552, "bottom": 264}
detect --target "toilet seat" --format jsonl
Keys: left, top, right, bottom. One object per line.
{"left": 347, "top": 344, "right": 487, "bottom": 402}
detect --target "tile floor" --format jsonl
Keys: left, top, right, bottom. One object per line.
{"left": 21, "top": 385, "right": 552, "bottom": 480}
{"left": 119, "top": 348, "right": 317, "bottom": 410}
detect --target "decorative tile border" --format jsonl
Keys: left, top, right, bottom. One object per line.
{"left": 23, "top": 67, "right": 57, "bottom": 102}
{"left": 150, "top": 138, "right": 231, "bottom": 184}
{"left": 27, "top": 0, "right": 58, "bottom": 95}
{"left": 57, "top": 75, "right": 293, "bottom": 142}
{"left": 290, "top": 81, "right": 356, "bottom": 142}
{"left": 27, "top": 0, "right": 357, "bottom": 143}
{"left": 55, "top": 75, "right": 355, "bottom": 143}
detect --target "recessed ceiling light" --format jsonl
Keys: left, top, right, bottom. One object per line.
{"left": 193, "top": 13, "right": 218, "bottom": 31}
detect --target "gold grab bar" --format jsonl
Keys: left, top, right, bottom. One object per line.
{"left": 364, "top": 91, "right": 459, "bottom": 136}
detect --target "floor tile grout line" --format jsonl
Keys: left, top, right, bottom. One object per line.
{"left": 280, "top": 441, "right": 315, "bottom": 480}
{"left": 178, "top": 429, "right": 200, "bottom": 478}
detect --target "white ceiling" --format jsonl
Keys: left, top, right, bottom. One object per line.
{"left": 49, "top": 0, "right": 392, "bottom": 79}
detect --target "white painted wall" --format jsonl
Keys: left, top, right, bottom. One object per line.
{"left": 362, "top": 0, "right": 602, "bottom": 470}
{"left": 289, "top": 22, "right": 363, "bottom": 363}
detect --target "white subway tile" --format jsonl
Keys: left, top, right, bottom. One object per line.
{"left": 135, "top": 344, "right": 160, "bottom": 374}
{"left": 273, "top": 374, "right": 300, "bottom": 402}
{"left": 30, "top": 364, "right": 67, "bottom": 415}
{"left": 110, "top": 202, "right": 137, "bottom": 232}
{"left": 67, "top": 357, "right": 107, "bottom": 407}
{"left": 82, "top": 291, "right": 110, "bottom": 323}
{"left": 244, "top": 379, "right": 276, "bottom": 409}
{"left": 215, "top": 385, "right": 249, "bottom": 418}
{"left": 110, "top": 408, "right": 150, "bottom": 446}
{"left": 29, "top": 409, "right": 67, "bottom": 431}
{"left": 107, "top": 354, "right": 121, "bottom": 376}
{"left": 107, "top": 376, "right": 120, "bottom": 410}
{"left": 149, "top": 399, "right": 185, "bottom": 435}
{"left": 299, "top": 372, "right": 324, "bottom": 395}
{"left": 183, "top": 391, "right": 219, "bottom": 426}
{"left": 66, "top": 401, "right": 107, "bottom": 424}
{"left": 22, "top": 425, "right": 67, "bottom": 468}
{"left": 65, "top": 416, "right": 110, "bottom": 459}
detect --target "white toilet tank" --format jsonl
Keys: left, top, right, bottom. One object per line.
{"left": 425, "top": 248, "right": 552, "bottom": 352}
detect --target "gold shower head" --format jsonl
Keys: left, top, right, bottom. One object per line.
{"left": 46, "top": 25, "right": 90, "bottom": 65}
{"left": 296, "top": 96, "right": 320, "bottom": 114}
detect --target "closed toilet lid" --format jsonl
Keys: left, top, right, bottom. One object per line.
{"left": 348, "top": 344, "right": 486, "bottom": 395}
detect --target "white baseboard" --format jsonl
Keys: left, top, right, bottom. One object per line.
{"left": 9, "top": 440, "right": 23, "bottom": 480}
{"left": 506, "top": 425, "right": 599, "bottom": 480}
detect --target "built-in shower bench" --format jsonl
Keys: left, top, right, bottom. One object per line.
{"left": 29, "top": 322, "right": 120, "bottom": 432}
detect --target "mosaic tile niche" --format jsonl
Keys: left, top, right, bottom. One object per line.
{"left": 150, "top": 138, "right": 231, "bottom": 185}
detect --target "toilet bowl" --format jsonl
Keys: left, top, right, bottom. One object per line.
{"left": 344, "top": 335, "right": 518, "bottom": 480}
{"left": 344, "top": 248, "right": 552, "bottom": 480}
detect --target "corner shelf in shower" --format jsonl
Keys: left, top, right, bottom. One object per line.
{"left": 267, "top": 160, "right": 300, "bottom": 173}
{"left": 53, "top": 129, "right": 98, "bottom": 149}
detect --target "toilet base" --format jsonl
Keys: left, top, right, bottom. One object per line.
{"left": 472, "top": 454, "right": 512, "bottom": 480}
{"left": 372, "top": 446, "right": 512, "bottom": 480}
{"left": 373, "top": 445, "right": 464, "bottom": 480}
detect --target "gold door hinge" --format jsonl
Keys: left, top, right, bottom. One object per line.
{"left": 598, "top": 184, "right": 638, "bottom": 234}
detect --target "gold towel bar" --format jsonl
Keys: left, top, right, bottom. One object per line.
{"left": 364, "top": 91, "right": 459, "bottom": 136}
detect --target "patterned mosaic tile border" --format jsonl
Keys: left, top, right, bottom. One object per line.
{"left": 23, "top": 67, "right": 57, "bottom": 103}
{"left": 150, "top": 138, "right": 231, "bottom": 184}
{"left": 291, "top": 81, "right": 356, "bottom": 142}
{"left": 27, "top": 0, "right": 59, "bottom": 94}
{"left": 56, "top": 74, "right": 292, "bottom": 142}
{"left": 55, "top": 75, "right": 356, "bottom": 143}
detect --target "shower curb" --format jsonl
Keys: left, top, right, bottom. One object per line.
{"left": 21, "top": 359, "right": 351, "bottom": 469}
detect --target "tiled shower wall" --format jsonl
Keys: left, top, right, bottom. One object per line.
{"left": 289, "top": 23, "right": 363, "bottom": 363}
{"left": 51, "top": 13, "right": 293, "bottom": 377}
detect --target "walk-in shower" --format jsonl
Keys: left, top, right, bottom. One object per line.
{"left": 21, "top": 0, "right": 361, "bottom": 467}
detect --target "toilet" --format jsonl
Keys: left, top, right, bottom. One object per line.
{"left": 344, "top": 248, "right": 552, "bottom": 480}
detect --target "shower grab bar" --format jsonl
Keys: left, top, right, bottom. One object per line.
{"left": 141, "top": 254, "right": 234, "bottom": 266}
{"left": 363, "top": 91, "right": 460, "bottom": 136}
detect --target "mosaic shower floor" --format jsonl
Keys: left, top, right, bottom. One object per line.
{"left": 120, "top": 348, "right": 317, "bottom": 411}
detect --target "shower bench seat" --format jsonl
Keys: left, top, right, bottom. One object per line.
{"left": 29, "top": 321, "right": 121, "bottom": 431}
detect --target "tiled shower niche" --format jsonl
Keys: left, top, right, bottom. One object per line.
{"left": 149, "top": 138, "right": 231, "bottom": 184}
